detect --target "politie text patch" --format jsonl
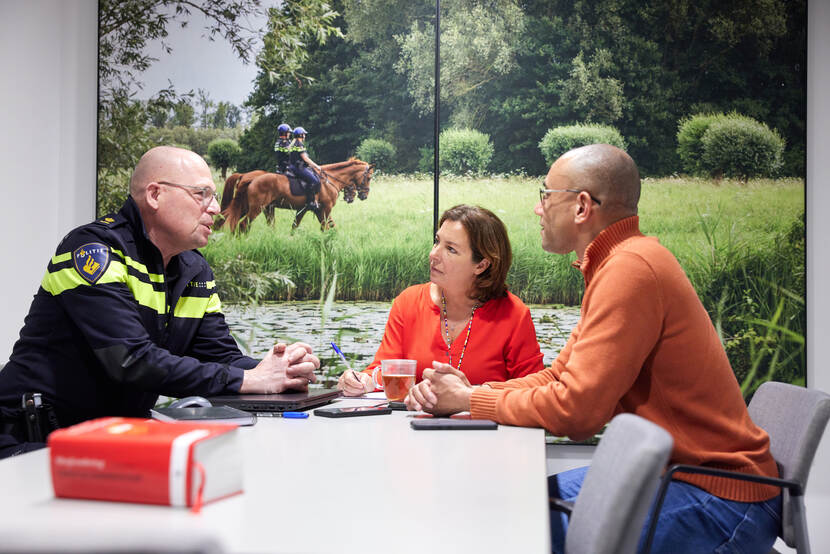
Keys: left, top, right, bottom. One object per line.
{"left": 73, "top": 243, "right": 110, "bottom": 284}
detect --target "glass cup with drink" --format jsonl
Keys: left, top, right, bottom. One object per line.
{"left": 372, "top": 359, "right": 417, "bottom": 402}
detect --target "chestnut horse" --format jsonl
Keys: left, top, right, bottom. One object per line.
{"left": 220, "top": 170, "right": 265, "bottom": 212}
{"left": 220, "top": 159, "right": 374, "bottom": 232}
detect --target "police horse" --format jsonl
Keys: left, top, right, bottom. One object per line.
{"left": 219, "top": 159, "right": 374, "bottom": 233}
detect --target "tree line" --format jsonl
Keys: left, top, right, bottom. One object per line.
{"left": 237, "top": 0, "right": 805, "bottom": 177}
{"left": 96, "top": 0, "right": 806, "bottom": 204}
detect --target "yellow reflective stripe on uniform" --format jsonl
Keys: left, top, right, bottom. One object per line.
{"left": 174, "top": 293, "right": 222, "bottom": 318}
{"left": 110, "top": 248, "right": 164, "bottom": 283}
{"left": 40, "top": 260, "right": 167, "bottom": 315}
{"left": 51, "top": 252, "right": 72, "bottom": 265}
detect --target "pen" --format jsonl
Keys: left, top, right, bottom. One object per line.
{"left": 330, "top": 342, "right": 362, "bottom": 384}
{"left": 255, "top": 412, "right": 309, "bottom": 419}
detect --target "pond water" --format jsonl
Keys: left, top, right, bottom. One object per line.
{"left": 223, "top": 301, "right": 580, "bottom": 387}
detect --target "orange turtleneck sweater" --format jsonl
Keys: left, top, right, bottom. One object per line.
{"left": 470, "top": 216, "right": 779, "bottom": 502}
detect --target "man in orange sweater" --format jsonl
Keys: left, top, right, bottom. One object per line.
{"left": 406, "top": 144, "right": 782, "bottom": 552}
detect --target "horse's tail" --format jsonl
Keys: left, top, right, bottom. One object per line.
{"left": 220, "top": 173, "right": 242, "bottom": 212}
{"left": 223, "top": 181, "right": 251, "bottom": 233}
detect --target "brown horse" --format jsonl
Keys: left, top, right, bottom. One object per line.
{"left": 219, "top": 170, "right": 266, "bottom": 212}
{"left": 220, "top": 159, "right": 374, "bottom": 233}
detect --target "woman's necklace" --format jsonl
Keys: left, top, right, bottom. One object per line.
{"left": 441, "top": 291, "right": 479, "bottom": 371}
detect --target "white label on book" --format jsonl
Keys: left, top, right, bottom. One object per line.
{"left": 169, "top": 429, "right": 210, "bottom": 507}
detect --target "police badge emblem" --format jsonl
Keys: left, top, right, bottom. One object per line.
{"left": 73, "top": 243, "right": 110, "bottom": 284}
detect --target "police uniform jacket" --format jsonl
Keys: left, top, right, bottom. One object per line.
{"left": 274, "top": 137, "right": 291, "bottom": 171}
{"left": 0, "top": 197, "right": 257, "bottom": 429}
{"left": 288, "top": 138, "right": 309, "bottom": 169}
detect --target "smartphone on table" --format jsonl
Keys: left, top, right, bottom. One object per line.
{"left": 410, "top": 417, "right": 498, "bottom": 430}
{"left": 313, "top": 405, "right": 393, "bottom": 418}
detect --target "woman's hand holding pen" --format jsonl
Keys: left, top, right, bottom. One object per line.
{"left": 338, "top": 369, "right": 374, "bottom": 396}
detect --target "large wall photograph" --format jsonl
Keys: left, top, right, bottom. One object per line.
{"left": 97, "top": 0, "right": 806, "bottom": 402}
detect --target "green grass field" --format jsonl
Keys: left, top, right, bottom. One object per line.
{"left": 203, "top": 174, "right": 804, "bottom": 304}
{"left": 203, "top": 173, "right": 805, "bottom": 394}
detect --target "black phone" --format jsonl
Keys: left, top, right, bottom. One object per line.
{"left": 313, "top": 405, "right": 393, "bottom": 418}
{"left": 410, "top": 418, "right": 498, "bottom": 430}
{"left": 386, "top": 401, "right": 408, "bottom": 411}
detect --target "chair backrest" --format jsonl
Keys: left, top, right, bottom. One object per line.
{"left": 565, "top": 413, "right": 673, "bottom": 554}
{"left": 748, "top": 381, "right": 830, "bottom": 546}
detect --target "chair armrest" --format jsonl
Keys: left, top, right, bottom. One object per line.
{"left": 549, "top": 497, "right": 574, "bottom": 514}
{"left": 642, "top": 464, "right": 801, "bottom": 553}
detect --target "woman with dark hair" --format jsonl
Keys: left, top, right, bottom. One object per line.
{"left": 338, "top": 204, "right": 544, "bottom": 395}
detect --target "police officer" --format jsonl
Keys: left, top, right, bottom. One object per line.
{"left": 289, "top": 126, "right": 322, "bottom": 213}
{"left": 273, "top": 123, "right": 292, "bottom": 174}
{"left": 0, "top": 146, "right": 320, "bottom": 459}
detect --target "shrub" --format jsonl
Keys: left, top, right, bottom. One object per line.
{"left": 538, "top": 123, "right": 626, "bottom": 166}
{"left": 701, "top": 117, "right": 785, "bottom": 180}
{"left": 676, "top": 113, "right": 725, "bottom": 176}
{"left": 356, "top": 139, "right": 396, "bottom": 173}
{"left": 418, "top": 145, "right": 434, "bottom": 174}
{"left": 148, "top": 126, "right": 242, "bottom": 157}
{"left": 439, "top": 128, "right": 493, "bottom": 176}
{"left": 207, "top": 138, "right": 241, "bottom": 179}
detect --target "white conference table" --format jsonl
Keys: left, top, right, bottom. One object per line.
{"left": 0, "top": 396, "right": 551, "bottom": 553}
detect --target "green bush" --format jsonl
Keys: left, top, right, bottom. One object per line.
{"left": 439, "top": 128, "right": 493, "bottom": 176}
{"left": 701, "top": 117, "right": 785, "bottom": 180}
{"left": 418, "top": 145, "right": 434, "bottom": 174}
{"left": 538, "top": 123, "right": 626, "bottom": 166}
{"left": 207, "top": 138, "right": 242, "bottom": 179}
{"left": 148, "top": 126, "right": 242, "bottom": 157}
{"left": 356, "top": 139, "right": 396, "bottom": 172}
{"left": 676, "top": 113, "right": 725, "bottom": 176}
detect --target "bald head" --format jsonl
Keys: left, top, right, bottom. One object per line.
{"left": 558, "top": 144, "right": 640, "bottom": 218}
{"left": 129, "top": 146, "right": 211, "bottom": 201}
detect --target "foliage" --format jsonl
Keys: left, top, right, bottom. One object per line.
{"left": 210, "top": 253, "right": 296, "bottom": 304}
{"left": 256, "top": 0, "right": 344, "bottom": 85}
{"left": 701, "top": 117, "right": 785, "bottom": 180}
{"left": 97, "top": 169, "right": 132, "bottom": 217}
{"left": 355, "top": 139, "right": 396, "bottom": 173}
{"left": 538, "top": 124, "right": 626, "bottom": 166}
{"left": 689, "top": 209, "right": 805, "bottom": 395}
{"left": 148, "top": 126, "right": 242, "bottom": 157}
{"left": 97, "top": 0, "right": 260, "bottom": 178}
{"left": 676, "top": 113, "right": 726, "bottom": 176}
{"left": 207, "top": 138, "right": 242, "bottom": 179}
{"left": 171, "top": 99, "right": 197, "bottom": 127}
{"left": 395, "top": 0, "right": 525, "bottom": 128}
{"left": 438, "top": 128, "right": 493, "bottom": 176}
{"left": 560, "top": 49, "right": 624, "bottom": 124}
{"left": 241, "top": 0, "right": 804, "bottom": 178}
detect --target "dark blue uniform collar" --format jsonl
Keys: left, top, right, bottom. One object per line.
{"left": 117, "top": 196, "right": 203, "bottom": 273}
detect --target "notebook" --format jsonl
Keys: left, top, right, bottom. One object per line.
{"left": 206, "top": 388, "right": 341, "bottom": 413}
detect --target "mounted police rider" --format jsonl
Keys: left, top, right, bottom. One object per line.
{"left": 273, "top": 123, "right": 292, "bottom": 174}
{"left": 289, "top": 126, "right": 322, "bottom": 213}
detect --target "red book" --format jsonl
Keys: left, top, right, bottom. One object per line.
{"left": 48, "top": 417, "right": 243, "bottom": 507}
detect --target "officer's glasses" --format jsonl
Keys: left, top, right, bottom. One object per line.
{"left": 158, "top": 181, "right": 219, "bottom": 209}
{"left": 539, "top": 188, "right": 602, "bottom": 206}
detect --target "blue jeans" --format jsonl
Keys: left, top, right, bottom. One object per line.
{"left": 549, "top": 466, "right": 782, "bottom": 553}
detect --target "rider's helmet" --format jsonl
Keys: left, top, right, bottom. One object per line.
{"left": 277, "top": 123, "right": 292, "bottom": 137}
{"left": 292, "top": 126, "right": 307, "bottom": 138}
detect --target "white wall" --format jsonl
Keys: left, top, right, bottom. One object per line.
{"left": 0, "top": 0, "right": 97, "bottom": 361}
{"left": 0, "top": 0, "right": 828, "bottom": 550}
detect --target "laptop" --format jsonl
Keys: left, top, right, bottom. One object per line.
{"left": 206, "top": 388, "right": 341, "bottom": 413}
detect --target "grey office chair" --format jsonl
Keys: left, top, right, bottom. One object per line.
{"left": 642, "top": 381, "right": 830, "bottom": 554}
{"left": 550, "top": 413, "right": 674, "bottom": 554}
